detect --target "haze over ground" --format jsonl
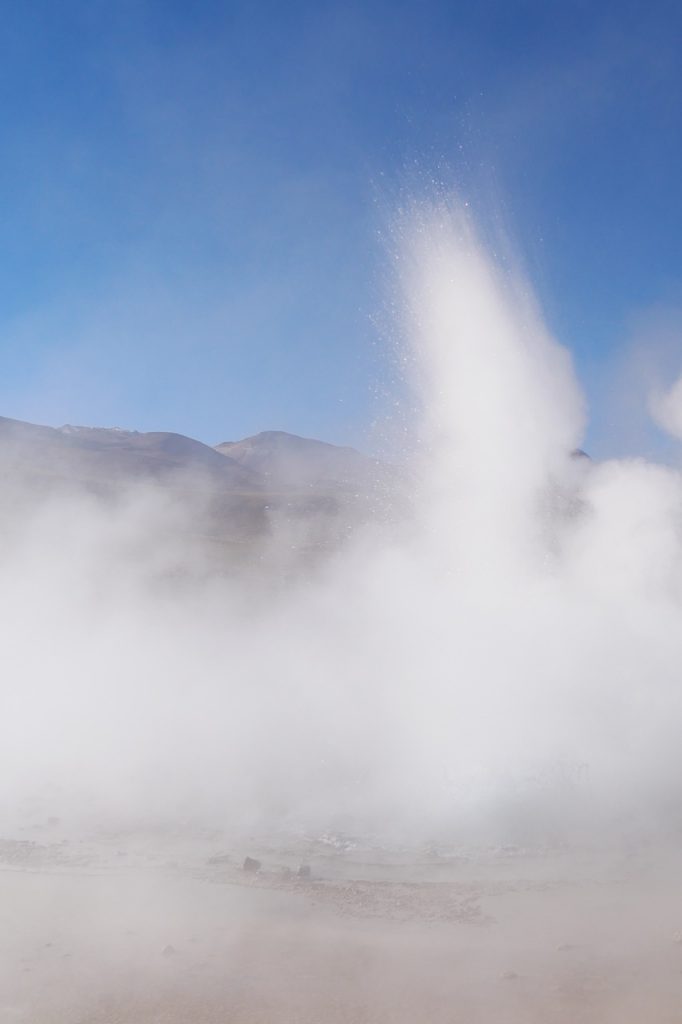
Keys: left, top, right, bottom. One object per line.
{"left": 4, "top": 202, "right": 682, "bottom": 1024}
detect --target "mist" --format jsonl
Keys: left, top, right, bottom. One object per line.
{"left": 2, "top": 198, "right": 682, "bottom": 855}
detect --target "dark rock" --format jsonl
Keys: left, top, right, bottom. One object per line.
{"left": 297, "top": 863, "right": 312, "bottom": 879}
{"left": 243, "top": 856, "right": 261, "bottom": 873}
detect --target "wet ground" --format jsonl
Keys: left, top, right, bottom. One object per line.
{"left": 2, "top": 823, "right": 682, "bottom": 1022}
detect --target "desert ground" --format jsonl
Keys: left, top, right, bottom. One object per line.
{"left": 2, "top": 822, "right": 682, "bottom": 1023}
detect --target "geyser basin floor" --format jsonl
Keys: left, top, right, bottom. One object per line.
{"left": 2, "top": 829, "right": 682, "bottom": 1023}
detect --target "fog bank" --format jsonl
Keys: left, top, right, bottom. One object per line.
{"left": 3, "top": 199, "right": 682, "bottom": 847}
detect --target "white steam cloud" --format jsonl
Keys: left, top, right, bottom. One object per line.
{"left": 650, "top": 371, "right": 682, "bottom": 441}
{"left": 2, "top": 199, "right": 682, "bottom": 847}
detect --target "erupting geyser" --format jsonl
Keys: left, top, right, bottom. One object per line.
{"left": 2, "top": 198, "right": 682, "bottom": 846}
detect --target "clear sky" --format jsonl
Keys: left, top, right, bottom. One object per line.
{"left": 1, "top": 0, "right": 681, "bottom": 457}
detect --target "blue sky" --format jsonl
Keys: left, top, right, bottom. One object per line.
{"left": 0, "top": 0, "right": 681, "bottom": 456}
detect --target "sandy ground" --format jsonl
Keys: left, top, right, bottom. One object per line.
{"left": 2, "top": 825, "right": 682, "bottom": 1023}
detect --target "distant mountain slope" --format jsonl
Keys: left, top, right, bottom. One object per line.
{"left": 0, "top": 416, "right": 258, "bottom": 490}
{"left": 215, "top": 430, "right": 383, "bottom": 490}
{"left": 0, "top": 417, "right": 393, "bottom": 569}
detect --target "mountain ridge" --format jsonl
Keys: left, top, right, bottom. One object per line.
{"left": 0, "top": 415, "right": 378, "bottom": 493}
{"left": 214, "top": 429, "right": 380, "bottom": 489}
